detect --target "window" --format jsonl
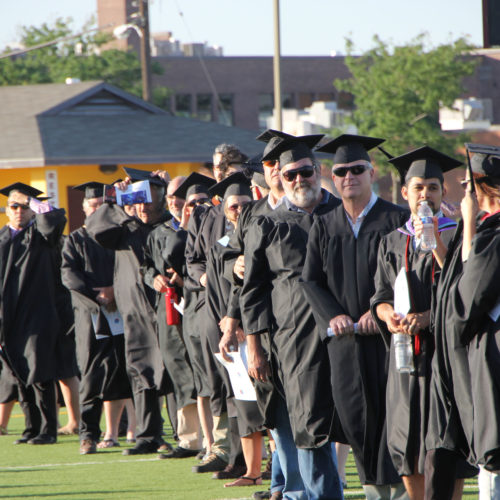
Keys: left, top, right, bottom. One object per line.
{"left": 217, "top": 94, "right": 233, "bottom": 126}
{"left": 258, "top": 93, "right": 274, "bottom": 129}
{"left": 175, "top": 94, "right": 191, "bottom": 117}
{"left": 196, "top": 94, "right": 212, "bottom": 121}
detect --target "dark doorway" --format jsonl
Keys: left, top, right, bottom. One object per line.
{"left": 67, "top": 186, "right": 85, "bottom": 232}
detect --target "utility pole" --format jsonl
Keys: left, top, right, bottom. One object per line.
{"left": 138, "top": 0, "right": 152, "bottom": 102}
{"left": 273, "top": 0, "right": 283, "bottom": 131}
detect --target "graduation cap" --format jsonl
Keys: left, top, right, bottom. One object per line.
{"left": 388, "top": 146, "right": 462, "bottom": 185}
{"left": 0, "top": 182, "right": 43, "bottom": 198}
{"left": 208, "top": 172, "right": 252, "bottom": 200}
{"left": 243, "top": 155, "right": 269, "bottom": 189}
{"left": 123, "top": 166, "right": 166, "bottom": 187}
{"left": 261, "top": 134, "right": 324, "bottom": 166}
{"left": 172, "top": 172, "right": 216, "bottom": 200}
{"left": 316, "top": 134, "right": 385, "bottom": 164}
{"left": 73, "top": 181, "right": 107, "bottom": 199}
{"left": 466, "top": 143, "right": 500, "bottom": 177}
{"left": 256, "top": 129, "right": 294, "bottom": 143}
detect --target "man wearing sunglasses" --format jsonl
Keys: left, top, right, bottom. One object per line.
{"left": 301, "top": 135, "right": 409, "bottom": 500}
{"left": 240, "top": 135, "right": 343, "bottom": 499}
{"left": 0, "top": 182, "right": 67, "bottom": 446}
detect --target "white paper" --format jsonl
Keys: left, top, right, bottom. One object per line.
{"left": 326, "top": 323, "right": 359, "bottom": 337}
{"left": 115, "top": 180, "right": 152, "bottom": 206}
{"left": 174, "top": 297, "right": 185, "bottom": 316}
{"left": 91, "top": 307, "right": 124, "bottom": 340}
{"left": 214, "top": 341, "right": 257, "bottom": 401}
{"left": 217, "top": 235, "right": 230, "bottom": 247}
{"left": 394, "top": 268, "right": 411, "bottom": 316}
{"left": 488, "top": 297, "right": 500, "bottom": 322}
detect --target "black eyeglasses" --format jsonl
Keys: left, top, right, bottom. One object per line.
{"left": 8, "top": 203, "right": 30, "bottom": 210}
{"left": 333, "top": 165, "right": 370, "bottom": 177}
{"left": 186, "top": 198, "right": 209, "bottom": 207}
{"left": 281, "top": 166, "right": 315, "bottom": 182}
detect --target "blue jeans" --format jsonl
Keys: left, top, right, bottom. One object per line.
{"left": 271, "top": 450, "right": 286, "bottom": 494}
{"left": 271, "top": 397, "right": 343, "bottom": 500}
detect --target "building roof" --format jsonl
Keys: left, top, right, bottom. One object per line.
{"left": 0, "top": 81, "right": 262, "bottom": 167}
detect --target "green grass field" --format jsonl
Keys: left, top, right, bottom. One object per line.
{"left": 0, "top": 404, "right": 479, "bottom": 499}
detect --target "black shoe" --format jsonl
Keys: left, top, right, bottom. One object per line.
{"left": 13, "top": 436, "right": 31, "bottom": 445}
{"left": 192, "top": 453, "right": 227, "bottom": 473}
{"left": 253, "top": 491, "right": 272, "bottom": 500}
{"left": 212, "top": 463, "right": 247, "bottom": 479}
{"left": 28, "top": 434, "right": 56, "bottom": 445}
{"left": 158, "top": 446, "right": 200, "bottom": 459}
{"left": 122, "top": 441, "right": 161, "bottom": 455}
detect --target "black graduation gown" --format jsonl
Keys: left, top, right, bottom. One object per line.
{"left": 424, "top": 222, "right": 473, "bottom": 460}
{"left": 240, "top": 194, "right": 339, "bottom": 449}
{"left": 61, "top": 225, "right": 131, "bottom": 401}
{"left": 143, "top": 219, "right": 197, "bottom": 409}
{"left": 300, "top": 198, "right": 407, "bottom": 485}
{"left": 187, "top": 203, "right": 230, "bottom": 416}
{"left": 53, "top": 236, "right": 79, "bottom": 380}
{"left": 85, "top": 203, "right": 167, "bottom": 391}
{"left": 370, "top": 223, "right": 455, "bottom": 475}
{"left": 0, "top": 209, "right": 66, "bottom": 385}
{"left": 449, "top": 212, "right": 500, "bottom": 471}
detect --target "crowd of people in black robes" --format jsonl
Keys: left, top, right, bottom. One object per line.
{"left": 0, "top": 131, "right": 499, "bottom": 500}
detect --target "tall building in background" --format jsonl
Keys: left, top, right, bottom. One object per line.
{"left": 97, "top": 0, "right": 140, "bottom": 52}
{"left": 483, "top": 0, "right": 500, "bottom": 47}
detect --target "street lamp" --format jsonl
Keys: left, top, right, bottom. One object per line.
{"left": 113, "top": 0, "right": 152, "bottom": 102}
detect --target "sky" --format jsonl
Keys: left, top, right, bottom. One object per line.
{"left": 0, "top": 0, "right": 483, "bottom": 56}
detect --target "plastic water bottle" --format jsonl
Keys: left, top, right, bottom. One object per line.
{"left": 393, "top": 333, "right": 414, "bottom": 373}
{"left": 418, "top": 201, "right": 436, "bottom": 252}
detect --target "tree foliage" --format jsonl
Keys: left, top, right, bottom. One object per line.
{"left": 0, "top": 18, "right": 169, "bottom": 108}
{"left": 335, "top": 34, "right": 479, "bottom": 176}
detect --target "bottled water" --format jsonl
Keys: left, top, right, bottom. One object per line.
{"left": 418, "top": 201, "right": 436, "bottom": 252}
{"left": 394, "top": 333, "right": 414, "bottom": 373}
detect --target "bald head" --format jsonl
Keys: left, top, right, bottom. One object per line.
{"left": 166, "top": 175, "right": 187, "bottom": 221}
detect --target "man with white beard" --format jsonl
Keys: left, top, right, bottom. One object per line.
{"left": 240, "top": 135, "right": 343, "bottom": 499}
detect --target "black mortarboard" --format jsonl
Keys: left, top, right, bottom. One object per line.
{"left": 466, "top": 143, "right": 500, "bottom": 177}
{"left": 256, "top": 129, "right": 294, "bottom": 143}
{"left": 73, "top": 182, "right": 107, "bottom": 199}
{"left": 172, "top": 172, "right": 216, "bottom": 200}
{"left": 261, "top": 134, "right": 324, "bottom": 165}
{"left": 243, "top": 155, "right": 268, "bottom": 189}
{"left": 123, "top": 166, "right": 166, "bottom": 187}
{"left": 317, "top": 134, "right": 385, "bottom": 164}
{"left": 0, "top": 182, "right": 43, "bottom": 198}
{"left": 388, "top": 146, "right": 462, "bottom": 184}
{"left": 208, "top": 172, "right": 252, "bottom": 200}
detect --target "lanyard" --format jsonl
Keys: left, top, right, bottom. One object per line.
{"left": 404, "top": 235, "right": 435, "bottom": 355}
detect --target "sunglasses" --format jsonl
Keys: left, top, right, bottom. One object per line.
{"left": 8, "top": 203, "right": 30, "bottom": 210}
{"left": 186, "top": 198, "right": 209, "bottom": 207}
{"left": 227, "top": 201, "right": 250, "bottom": 212}
{"left": 281, "top": 166, "right": 315, "bottom": 182}
{"left": 262, "top": 159, "right": 278, "bottom": 168}
{"left": 333, "top": 165, "right": 370, "bottom": 177}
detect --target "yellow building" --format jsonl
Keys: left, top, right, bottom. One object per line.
{"left": 0, "top": 81, "right": 259, "bottom": 231}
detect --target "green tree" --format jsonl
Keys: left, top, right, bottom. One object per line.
{"left": 334, "top": 34, "right": 478, "bottom": 200}
{"left": 0, "top": 18, "right": 169, "bottom": 109}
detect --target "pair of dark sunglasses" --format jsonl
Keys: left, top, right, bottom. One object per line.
{"left": 9, "top": 203, "right": 30, "bottom": 210}
{"left": 262, "top": 159, "right": 278, "bottom": 168}
{"left": 282, "top": 165, "right": 315, "bottom": 182}
{"left": 227, "top": 201, "right": 250, "bottom": 212}
{"left": 186, "top": 198, "right": 209, "bottom": 208}
{"left": 333, "top": 165, "right": 370, "bottom": 177}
